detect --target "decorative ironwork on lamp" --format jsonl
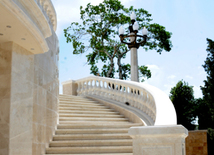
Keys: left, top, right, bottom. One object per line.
{"left": 119, "top": 12, "right": 148, "bottom": 49}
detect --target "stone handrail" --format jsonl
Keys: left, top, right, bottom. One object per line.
{"left": 62, "top": 76, "right": 177, "bottom": 126}
{"left": 37, "top": 0, "right": 57, "bottom": 31}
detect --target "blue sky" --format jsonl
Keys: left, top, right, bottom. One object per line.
{"left": 52, "top": 0, "right": 214, "bottom": 98}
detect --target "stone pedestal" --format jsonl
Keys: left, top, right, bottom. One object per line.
{"left": 129, "top": 125, "right": 188, "bottom": 155}
{"left": 62, "top": 80, "right": 78, "bottom": 96}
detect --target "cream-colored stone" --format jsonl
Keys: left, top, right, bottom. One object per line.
{"left": 130, "top": 47, "right": 139, "bottom": 82}
{"left": 88, "top": 96, "right": 144, "bottom": 124}
{"left": 0, "top": 2, "right": 58, "bottom": 155}
{"left": 62, "top": 80, "right": 78, "bottom": 95}
{"left": 10, "top": 78, "right": 34, "bottom": 103}
{"left": 46, "top": 109, "right": 53, "bottom": 127}
{"left": 129, "top": 125, "right": 188, "bottom": 155}
{"left": 0, "top": 42, "right": 12, "bottom": 155}
{"left": 0, "top": 1, "right": 52, "bottom": 53}
{"left": 9, "top": 98, "right": 33, "bottom": 139}
{"left": 32, "top": 143, "right": 38, "bottom": 155}
{"left": 9, "top": 130, "right": 32, "bottom": 155}
{"left": 45, "top": 126, "right": 54, "bottom": 144}
{"left": 0, "top": 124, "right": 9, "bottom": 155}
{"left": 66, "top": 76, "right": 177, "bottom": 125}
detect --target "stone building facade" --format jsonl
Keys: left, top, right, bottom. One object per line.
{"left": 0, "top": 0, "right": 59, "bottom": 154}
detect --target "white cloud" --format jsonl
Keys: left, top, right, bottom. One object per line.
{"left": 185, "top": 75, "right": 193, "bottom": 79}
{"left": 121, "top": 0, "right": 134, "bottom": 3}
{"left": 146, "top": 64, "right": 159, "bottom": 70}
{"left": 144, "top": 65, "right": 165, "bottom": 90}
{"left": 52, "top": 0, "right": 111, "bottom": 36}
{"left": 167, "top": 75, "right": 176, "bottom": 79}
{"left": 163, "top": 84, "right": 174, "bottom": 96}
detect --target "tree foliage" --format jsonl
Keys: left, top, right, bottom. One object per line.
{"left": 64, "top": 0, "right": 172, "bottom": 80}
{"left": 169, "top": 80, "right": 196, "bottom": 130}
{"left": 199, "top": 38, "right": 214, "bottom": 129}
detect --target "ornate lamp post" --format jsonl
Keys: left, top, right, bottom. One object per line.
{"left": 119, "top": 12, "right": 148, "bottom": 82}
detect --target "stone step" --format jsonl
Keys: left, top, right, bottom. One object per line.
{"left": 49, "top": 139, "right": 132, "bottom": 147}
{"left": 59, "top": 98, "right": 99, "bottom": 103}
{"left": 55, "top": 128, "right": 129, "bottom": 134}
{"left": 59, "top": 107, "right": 114, "bottom": 111}
{"left": 59, "top": 95, "right": 84, "bottom": 98}
{"left": 59, "top": 101, "right": 101, "bottom": 106}
{"left": 57, "top": 123, "right": 142, "bottom": 129}
{"left": 59, "top": 104, "right": 108, "bottom": 109}
{"left": 53, "top": 134, "right": 131, "bottom": 141}
{"left": 46, "top": 146, "right": 132, "bottom": 154}
{"left": 59, "top": 97, "right": 95, "bottom": 102}
{"left": 59, "top": 114, "right": 124, "bottom": 118}
{"left": 43, "top": 153, "right": 133, "bottom": 155}
{"left": 59, "top": 94, "right": 84, "bottom": 98}
{"left": 59, "top": 121, "right": 132, "bottom": 124}
{"left": 59, "top": 117, "right": 129, "bottom": 122}
{"left": 59, "top": 110, "right": 119, "bottom": 115}
{"left": 46, "top": 95, "right": 139, "bottom": 155}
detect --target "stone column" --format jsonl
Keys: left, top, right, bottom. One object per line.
{"left": 62, "top": 80, "right": 78, "bottom": 96}
{"left": 129, "top": 125, "right": 188, "bottom": 155}
{"left": 131, "top": 47, "right": 138, "bottom": 82}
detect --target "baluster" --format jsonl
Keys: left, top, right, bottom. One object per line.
{"left": 96, "top": 80, "right": 100, "bottom": 96}
{"left": 106, "top": 81, "right": 111, "bottom": 99}
{"left": 103, "top": 81, "right": 107, "bottom": 98}
{"left": 115, "top": 84, "right": 119, "bottom": 101}
{"left": 110, "top": 82, "right": 114, "bottom": 100}
{"left": 80, "top": 82, "right": 83, "bottom": 96}
{"left": 92, "top": 79, "right": 95, "bottom": 95}
{"left": 85, "top": 80, "right": 89, "bottom": 95}
{"left": 114, "top": 83, "right": 118, "bottom": 101}
{"left": 100, "top": 80, "right": 104, "bottom": 97}
{"left": 82, "top": 81, "right": 85, "bottom": 95}
{"left": 119, "top": 85, "right": 124, "bottom": 102}
{"left": 88, "top": 80, "right": 91, "bottom": 95}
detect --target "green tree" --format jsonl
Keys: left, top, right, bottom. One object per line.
{"left": 169, "top": 80, "right": 196, "bottom": 130}
{"left": 64, "top": 0, "right": 172, "bottom": 80}
{"left": 194, "top": 98, "right": 211, "bottom": 129}
{"left": 199, "top": 38, "right": 214, "bottom": 129}
{"left": 116, "top": 64, "right": 151, "bottom": 82}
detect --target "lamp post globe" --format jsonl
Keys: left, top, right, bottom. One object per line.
{"left": 119, "top": 12, "right": 148, "bottom": 82}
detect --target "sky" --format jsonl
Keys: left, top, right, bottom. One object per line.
{"left": 51, "top": 0, "right": 214, "bottom": 98}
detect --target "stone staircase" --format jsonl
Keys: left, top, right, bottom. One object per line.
{"left": 45, "top": 94, "right": 143, "bottom": 155}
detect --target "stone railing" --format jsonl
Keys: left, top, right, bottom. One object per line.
{"left": 36, "top": 0, "right": 57, "bottom": 31}
{"left": 62, "top": 76, "right": 177, "bottom": 126}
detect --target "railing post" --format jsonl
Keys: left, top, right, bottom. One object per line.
{"left": 62, "top": 80, "right": 78, "bottom": 96}
{"left": 129, "top": 125, "right": 188, "bottom": 155}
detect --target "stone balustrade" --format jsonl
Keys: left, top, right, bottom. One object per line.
{"left": 62, "top": 76, "right": 177, "bottom": 126}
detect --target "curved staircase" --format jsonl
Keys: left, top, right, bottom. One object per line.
{"left": 45, "top": 94, "right": 143, "bottom": 155}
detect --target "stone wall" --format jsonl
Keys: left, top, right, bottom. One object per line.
{"left": 32, "top": 30, "right": 59, "bottom": 155}
{"left": 0, "top": 42, "right": 12, "bottom": 155}
{"left": 186, "top": 130, "right": 207, "bottom": 155}
{"left": 9, "top": 42, "right": 35, "bottom": 155}
{"left": 0, "top": 30, "right": 59, "bottom": 155}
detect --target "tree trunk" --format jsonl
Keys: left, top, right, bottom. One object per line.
{"left": 107, "top": 58, "right": 114, "bottom": 78}
{"left": 117, "top": 56, "right": 123, "bottom": 80}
